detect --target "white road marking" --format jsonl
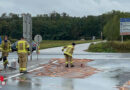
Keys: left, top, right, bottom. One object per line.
{"left": 3, "top": 57, "right": 130, "bottom": 80}
{"left": 4, "top": 66, "right": 44, "bottom": 80}
{"left": 4, "top": 60, "right": 56, "bottom": 80}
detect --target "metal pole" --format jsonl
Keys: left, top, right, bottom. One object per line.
{"left": 30, "top": 42, "right": 32, "bottom": 61}
{"left": 37, "top": 52, "right": 38, "bottom": 61}
{"left": 36, "top": 43, "right": 39, "bottom": 61}
{"left": 30, "top": 14, "right": 32, "bottom": 61}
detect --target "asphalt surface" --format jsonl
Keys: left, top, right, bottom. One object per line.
{"left": 0, "top": 42, "right": 130, "bottom": 90}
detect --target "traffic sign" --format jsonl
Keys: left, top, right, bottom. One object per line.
{"left": 120, "top": 18, "right": 130, "bottom": 35}
{"left": 23, "top": 14, "right": 32, "bottom": 42}
{"left": 34, "top": 35, "right": 42, "bottom": 43}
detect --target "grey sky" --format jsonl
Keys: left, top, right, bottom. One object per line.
{"left": 0, "top": 0, "right": 130, "bottom": 17}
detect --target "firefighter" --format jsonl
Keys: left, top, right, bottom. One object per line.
{"left": 62, "top": 43, "right": 76, "bottom": 67}
{"left": 16, "top": 37, "right": 29, "bottom": 73}
{"left": 0, "top": 36, "right": 11, "bottom": 69}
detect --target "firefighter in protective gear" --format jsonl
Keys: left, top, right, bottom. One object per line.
{"left": 62, "top": 43, "right": 76, "bottom": 67}
{"left": 16, "top": 37, "right": 29, "bottom": 73}
{"left": 0, "top": 36, "right": 11, "bottom": 69}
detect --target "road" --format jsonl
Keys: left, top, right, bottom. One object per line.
{"left": 0, "top": 42, "right": 130, "bottom": 90}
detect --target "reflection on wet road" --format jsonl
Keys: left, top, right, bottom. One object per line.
{"left": 1, "top": 43, "right": 130, "bottom": 90}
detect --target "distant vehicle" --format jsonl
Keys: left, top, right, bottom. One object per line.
{"left": 11, "top": 41, "right": 37, "bottom": 52}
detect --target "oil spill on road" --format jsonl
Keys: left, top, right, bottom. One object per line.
{"left": 119, "top": 81, "right": 130, "bottom": 90}
{"left": 29, "top": 58, "right": 99, "bottom": 78}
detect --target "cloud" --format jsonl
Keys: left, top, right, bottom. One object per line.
{"left": 0, "top": 0, "right": 130, "bottom": 17}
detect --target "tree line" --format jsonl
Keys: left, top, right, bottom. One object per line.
{"left": 0, "top": 10, "right": 130, "bottom": 40}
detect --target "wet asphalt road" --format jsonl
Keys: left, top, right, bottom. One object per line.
{"left": 1, "top": 42, "right": 130, "bottom": 90}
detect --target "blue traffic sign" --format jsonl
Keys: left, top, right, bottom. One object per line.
{"left": 120, "top": 18, "right": 130, "bottom": 22}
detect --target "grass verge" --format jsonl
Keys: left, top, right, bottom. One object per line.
{"left": 40, "top": 40, "right": 100, "bottom": 49}
{"left": 87, "top": 41, "right": 130, "bottom": 53}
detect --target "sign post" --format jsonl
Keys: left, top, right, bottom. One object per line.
{"left": 34, "top": 35, "right": 42, "bottom": 60}
{"left": 23, "top": 14, "right": 32, "bottom": 61}
{"left": 120, "top": 18, "right": 130, "bottom": 42}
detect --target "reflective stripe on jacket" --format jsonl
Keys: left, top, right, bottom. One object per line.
{"left": 17, "top": 40, "right": 29, "bottom": 53}
{"left": 64, "top": 45, "right": 74, "bottom": 56}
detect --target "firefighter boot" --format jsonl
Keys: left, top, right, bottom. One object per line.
{"left": 4, "top": 63, "right": 8, "bottom": 70}
{"left": 65, "top": 64, "right": 69, "bottom": 67}
{"left": 71, "top": 64, "right": 74, "bottom": 67}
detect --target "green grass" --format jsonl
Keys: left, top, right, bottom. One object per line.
{"left": 39, "top": 40, "right": 100, "bottom": 49}
{"left": 87, "top": 41, "right": 130, "bottom": 53}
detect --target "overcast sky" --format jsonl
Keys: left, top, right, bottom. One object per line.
{"left": 0, "top": 0, "right": 130, "bottom": 17}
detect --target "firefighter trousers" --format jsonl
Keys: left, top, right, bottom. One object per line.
{"left": 18, "top": 53, "right": 27, "bottom": 71}
{"left": 1, "top": 52, "right": 9, "bottom": 69}
{"left": 64, "top": 54, "right": 73, "bottom": 65}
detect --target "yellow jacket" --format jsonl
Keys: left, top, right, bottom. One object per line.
{"left": 16, "top": 40, "right": 29, "bottom": 53}
{"left": 1, "top": 40, "right": 11, "bottom": 52}
{"left": 62, "top": 45, "right": 74, "bottom": 56}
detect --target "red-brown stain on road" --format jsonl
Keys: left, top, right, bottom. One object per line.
{"left": 30, "top": 58, "right": 99, "bottom": 78}
{"left": 119, "top": 81, "right": 130, "bottom": 90}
